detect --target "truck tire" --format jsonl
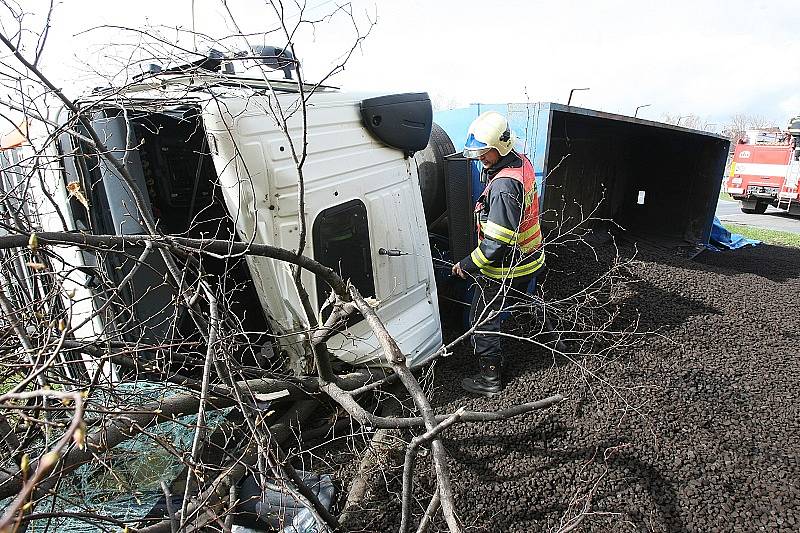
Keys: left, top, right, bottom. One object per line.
{"left": 414, "top": 122, "right": 454, "bottom": 225}
{"left": 741, "top": 202, "right": 768, "bottom": 214}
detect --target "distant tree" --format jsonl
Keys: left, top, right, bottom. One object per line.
{"left": 660, "top": 112, "right": 716, "bottom": 131}
{"left": 721, "top": 113, "right": 779, "bottom": 144}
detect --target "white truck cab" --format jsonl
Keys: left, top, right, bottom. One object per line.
{"left": 24, "top": 71, "right": 442, "bottom": 372}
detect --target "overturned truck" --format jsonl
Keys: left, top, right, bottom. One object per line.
{"left": 0, "top": 64, "right": 730, "bottom": 531}
{"left": 4, "top": 77, "right": 731, "bottom": 375}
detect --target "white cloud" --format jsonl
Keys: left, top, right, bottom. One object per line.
{"left": 8, "top": 0, "right": 800, "bottom": 127}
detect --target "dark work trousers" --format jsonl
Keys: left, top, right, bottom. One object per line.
{"left": 469, "top": 274, "right": 535, "bottom": 358}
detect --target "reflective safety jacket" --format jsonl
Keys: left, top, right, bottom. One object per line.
{"left": 459, "top": 152, "right": 544, "bottom": 279}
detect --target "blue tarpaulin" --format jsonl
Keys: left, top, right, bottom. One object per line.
{"left": 708, "top": 216, "right": 761, "bottom": 250}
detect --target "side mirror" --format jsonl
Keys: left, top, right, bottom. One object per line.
{"left": 251, "top": 46, "right": 297, "bottom": 79}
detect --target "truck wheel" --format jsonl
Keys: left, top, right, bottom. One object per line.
{"left": 414, "top": 122, "right": 454, "bottom": 225}
{"left": 742, "top": 202, "right": 768, "bottom": 214}
{"left": 740, "top": 202, "right": 769, "bottom": 215}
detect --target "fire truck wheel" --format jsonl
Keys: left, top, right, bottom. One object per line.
{"left": 741, "top": 202, "right": 769, "bottom": 214}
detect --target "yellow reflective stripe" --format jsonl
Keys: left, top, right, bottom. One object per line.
{"left": 482, "top": 221, "right": 518, "bottom": 244}
{"left": 519, "top": 238, "right": 542, "bottom": 254}
{"left": 518, "top": 223, "right": 540, "bottom": 242}
{"left": 484, "top": 221, "right": 516, "bottom": 238}
{"left": 482, "top": 221, "right": 543, "bottom": 253}
{"left": 481, "top": 259, "right": 543, "bottom": 279}
{"left": 484, "top": 221, "right": 542, "bottom": 246}
{"left": 470, "top": 247, "right": 490, "bottom": 267}
{"left": 486, "top": 232, "right": 515, "bottom": 245}
{"left": 479, "top": 251, "right": 545, "bottom": 279}
{"left": 519, "top": 227, "right": 542, "bottom": 253}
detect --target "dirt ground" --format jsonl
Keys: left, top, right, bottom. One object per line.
{"left": 337, "top": 241, "right": 800, "bottom": 533}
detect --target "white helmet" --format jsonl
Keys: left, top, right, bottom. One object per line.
{"left": 463, "top": 111, "right": 516, "bottom": 158}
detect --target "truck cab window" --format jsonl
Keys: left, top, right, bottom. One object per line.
{"left": 313, "top": 199, "right": 375, "bottom": 312}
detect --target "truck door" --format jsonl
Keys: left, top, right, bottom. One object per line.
{"left": 308, "top": 156, "right": 441, "bottom": 367}
{"left": 202, "top": 91, "right": 442, "bottom": 368}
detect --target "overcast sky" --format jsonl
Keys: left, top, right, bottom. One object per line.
{"left": 9, "top": 0, "right": 800, "bottom": 130}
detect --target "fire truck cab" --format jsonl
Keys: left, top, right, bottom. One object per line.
{"left": 726, "top": 129, "right": 792, "bottom": 214}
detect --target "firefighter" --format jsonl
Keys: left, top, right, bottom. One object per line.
{"left": 451, "top": 111, "right": 553, "bottom": 396}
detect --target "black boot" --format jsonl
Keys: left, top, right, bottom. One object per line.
{"left": 461, "top": 356, "right": 503, "bottom": 396}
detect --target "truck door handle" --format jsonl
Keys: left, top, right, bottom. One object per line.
{"left": 378, "top": 248, "right": 408, "bottom": 257}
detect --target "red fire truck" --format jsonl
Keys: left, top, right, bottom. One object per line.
{"left": 726, "top": 121, "right": 800, "bottom": 216}
{"left": 726, "top": 129, "right": 793, "bottom": 214}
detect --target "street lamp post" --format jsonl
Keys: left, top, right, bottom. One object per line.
{"left": 567, "top": 87, "right": 590, "bottom": 106}
{"left": 634, "top": 104, "right": 651, "bottom": 118}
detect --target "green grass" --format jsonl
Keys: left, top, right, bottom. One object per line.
{"left": 719, "top": 191, "right": 735, "bottom": 202}
{"left": 0, "top": 375, "right": 22, "bottom": 395}
{"left": 726, "top": 223, "right": 800, "bottom": 248}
